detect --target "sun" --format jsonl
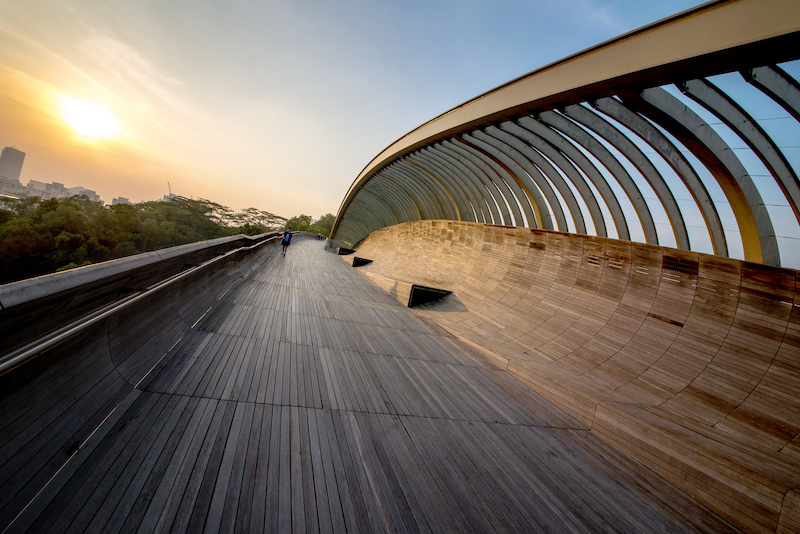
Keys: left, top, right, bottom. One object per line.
{"left": 61, "top": 96, "right": 120, "bottom": 138}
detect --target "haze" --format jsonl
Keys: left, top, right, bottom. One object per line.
{"left": 0, "top": 0, "right": 706, "bottom": 217}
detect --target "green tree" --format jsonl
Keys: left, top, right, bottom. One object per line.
{"left": 0, "top": 195, "right": 289, "bottom": 284}
{"left": 285, "top": 214, "right": 314, "bottom": 232}
{"left": 237, "top": 222, "right": 266, "bottom": 236}
{"left": 312, "top": 213, "right": 335, "bottom": 237}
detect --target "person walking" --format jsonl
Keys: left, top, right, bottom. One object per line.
{"left": 281, "top": 227, "right": 292, "bottom": 256}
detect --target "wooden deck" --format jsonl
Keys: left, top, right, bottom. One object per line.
{"left": 0, "top": 238, "right": 739, "bottom": 533}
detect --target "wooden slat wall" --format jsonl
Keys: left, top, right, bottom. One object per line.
{"left": 353, "top": 220, "right": 800, "bottom": 534}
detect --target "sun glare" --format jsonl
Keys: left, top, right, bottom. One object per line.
{"left": 61, "top": 96, "right": 119, "bottom": 138}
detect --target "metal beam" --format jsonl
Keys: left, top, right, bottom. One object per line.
{"left": 744, "top": 65, "right": 800, "bottom": 122}
{"left": 483, "top": 124, "right": 606, "bottom": 237}
{"left": 449, "top": 136, "right": 526, "bottom": 227}
{"left": 421, "top": 147, "right": 494, "bottom": 224}
{"left": 336, "top": 0, "right": 800, "bottom": 226}
{"left": 627, "top": 86, "right": 779, "bottom": 265}
{"left": 363, "top": 178, "right": 415, "bottom": 224}
{"left": 410, "top": 152, "right": 481, "bottom": 223}
{"left": 504, "top": 119, "right": 629, "bottom": 240}
{"left": 563, "top": 103, "right": 690, "bottom": 250}
{"left": 457, "top": 133, "right": 537, "bottom": 229}
{"left": 331, "top": 0, "right": 800, "bottom": 269}
{"left": 534, "top": 112, "right": 658, "bottom": 244}
{"left": 382, "top": 165, "right": 440, "bottom": 220}
{"left": 356, "top": 188, "right": 398, "bottom": 228}
{"left": 395, "top": 159, "right": 459, "bottom": 221}
{"left": 431, "top": 143, "right": 503, "bottom": 225}
{"left": 681, "top": 77, "right": 800, "bottom": 225}
{"left": 473, "top": 128, "right": 585, "bottom": 233}
{"left": 440, "top": 140, "right": 514, "bottom": 225}
{"left": 592, "top": 96, "right": 727, "bottom": 255}
{"left": 404, "top": 158, "right": 471, "bottom": 222}
{"left": 378, "top": 173, "right": 422, "bottom": 221}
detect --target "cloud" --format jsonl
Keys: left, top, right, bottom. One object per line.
{"left": 77, "top": 28, "right": 184, "bottom": 110}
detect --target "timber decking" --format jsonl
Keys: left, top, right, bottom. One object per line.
{"left": 352, "top": 220, "right": 800, "bottom": 534}
{"left": 0, "top": 238, "right": 735, "bottom": 533}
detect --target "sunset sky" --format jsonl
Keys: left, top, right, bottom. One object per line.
{"left": 0, "top": 0, "right": 707, "bottom": 219}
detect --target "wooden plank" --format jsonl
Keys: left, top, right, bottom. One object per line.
{"left": 99, "top": 395, "right": 194, "bottom": 533}
{"left": 329, "top": 409, "right": 377, "bottom": 533}
{"left": 127, "top": 396, "right": 213, "bottom": 534}
{"left": 289, "top": 406, "right": 305, "bottom": 534}
{"left": 249, "top": 403, "right": 274, "bottom": 534}
{"left": 307, "top": 407, "right": 333, "bottom": 534}
{"left": 178, "top": 400, "right": 237, "bottom": 533}
{"left": 299, "top": 406, "right": 319, "bottom": 534}
{"left": 61, "top": 393, "right": 174, "bottom": 534}
{"left": 15, "top": 390, "right": 144, "bottom": 534}
{"left": 206, "top": 401, "right": 252, "bottom": 533}
{"left": 315, "top": 409, "right": 349, "bottom": 534}
{"left": 399, "top": 415, "right": 488, "bottom": 533}
{"left": 278, "top": 406, "right": 292, "bottom": 533}
{"left": 0, "top": 370, "right": 131, "bottom": 525}
{"left": 365, "top": 413, "right": 435, "bottom": 533}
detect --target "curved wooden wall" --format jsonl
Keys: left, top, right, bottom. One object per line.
{"left": 351, "top": 219, "right": 800, "bottom": 534}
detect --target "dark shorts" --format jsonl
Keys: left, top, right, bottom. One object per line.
{"left": 282, "top": 240, "right": 290, "bottom": 247}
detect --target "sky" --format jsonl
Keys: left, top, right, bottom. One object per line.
{"left": 0, "top": 0, "right": 709, "bottom": 219}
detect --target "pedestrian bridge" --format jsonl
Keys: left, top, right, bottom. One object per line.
{"left": 3, "top": 0, "right": 800, "bottom": 532}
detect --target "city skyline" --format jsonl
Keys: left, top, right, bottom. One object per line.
{"left": 0, "top": 145, "right": 191, "bottom": 206}
{"left": 0, "top": 0, "right": 707, "bottom": 217}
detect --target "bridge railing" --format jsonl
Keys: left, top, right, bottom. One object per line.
{"left": 0, "top": 232, "right": 280, "bottom": 374}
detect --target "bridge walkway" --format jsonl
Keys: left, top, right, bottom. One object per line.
{"left": 2, "top": 239, "right": 735, "bottom": 533}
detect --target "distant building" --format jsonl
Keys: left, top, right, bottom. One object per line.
{"left": 64, "top": 186, "right": 102, "bottom": 203}
{"left": 161, "top": 193, "right": 177, "bottom": 202}
{"left": 0, "top": 181, "right": 31, "bottom": 199}
{"left": 28, "top": 180, "right": 64, "bottom": 199}
{"left": 26, "top": 180, "right": 102, "bottom": 204}
{"left": 112, "top": 197, "right": 132, "bottom": 205}
{"left": 0, "top": 147, "right": 28, "bottom": 199}
{"left": 0, "top": 147, "right": 25, "bottom": 182}
{"left": 0, "top": 146, "right": 104, "bottom": 204}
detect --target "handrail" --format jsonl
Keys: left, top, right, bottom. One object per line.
{"left": 0, "top": 232, "right": 280, "bottom": 364}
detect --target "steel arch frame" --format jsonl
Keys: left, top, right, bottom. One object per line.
{"left": 332, "top": 0, "right": 800, "bottom": 267}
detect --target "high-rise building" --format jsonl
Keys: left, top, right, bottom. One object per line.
{"left": 0, "top": 147, "right": 25, "bottom": 183}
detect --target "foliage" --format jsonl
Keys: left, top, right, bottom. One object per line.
{"left": 236, "top": 223, "right": 266, "bottom": 236}
{"left": 284, "top": 214, "right": 313, "bottom": 232}
{"left": 0, "top": 195, "right": 286, "bottom": 285}
{"left": 283, "top": 212, "right": 335, "bottom": 237}
{"left": 197, "top": 199, "right": 286, "bottom": 230}
{"left": 314, "top": 213, "right": 335, "bottom": 237}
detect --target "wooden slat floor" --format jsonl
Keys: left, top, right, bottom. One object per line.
{"left": 3, "top": 239, "right": 738, "bottom": 533}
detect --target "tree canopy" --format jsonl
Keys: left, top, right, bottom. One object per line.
{"left": 284, "top": 213, "right": 335, "bottom": 237}
{"left": 0, "top": 195, "right": 341, "bottom": 285}
{"left": 0, "top": 195, "right": 286, "bottom": 285}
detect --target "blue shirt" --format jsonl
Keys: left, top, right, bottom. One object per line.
{"left": 283, "top": 230, "right": 292, "bottom": 243}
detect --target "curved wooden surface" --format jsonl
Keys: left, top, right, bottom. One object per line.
{"left": 0, "top": 238, "right": 738, "bottom": 533}
{"left": 352, "top": 220, "right": 800, "bottom": 534}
